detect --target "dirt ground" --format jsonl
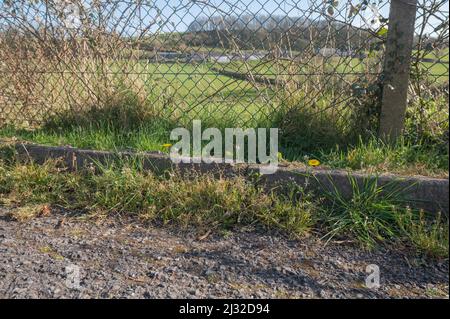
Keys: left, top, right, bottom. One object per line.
{"left": 0, "top": 206, "right": 448, "bottom": 299}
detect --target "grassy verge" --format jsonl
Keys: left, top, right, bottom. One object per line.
{"left": 317, "top": 137, "right": 449, "bottom": 177}
{"left": 0, "top": 152, "right": 448, "bottom": 258}
{"left": 1, "top": 125, "right": 447, "bottom": 178}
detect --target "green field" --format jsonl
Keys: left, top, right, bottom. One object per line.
{"left": 219, "top": 56, "right": 449, "bottom": 83}
{"left": 414, "top": 48, "right": 449, "bottom": 61}
{"left": 3, "top": 53, "right": 447, "bottom": 127}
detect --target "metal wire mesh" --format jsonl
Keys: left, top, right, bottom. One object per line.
{"left": 412, "top": 0, "right": 449, "bottom": 83}
{"left": 408, "top": 0, "right": 449, "bottom": 144}
{"left": 0, "top": 0, "right": 447, "bottom": 132}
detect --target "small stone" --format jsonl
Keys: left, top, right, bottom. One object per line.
{"left": 188, "top": 289, "right": 198, "bottom": 295}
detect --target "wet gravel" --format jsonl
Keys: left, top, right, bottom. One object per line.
{"left": 0, "top": 206, "right": 448, "bottom": 299}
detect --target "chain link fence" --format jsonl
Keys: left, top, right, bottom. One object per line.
{"left": 408, "top": 0, "right": 449, "bottom": 144}
{"left": 0, "top": 0, "right": 448, "bottom": 140}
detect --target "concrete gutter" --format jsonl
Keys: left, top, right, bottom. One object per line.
{"left": 7, "top": 143, "right": 449, "bottom": 214}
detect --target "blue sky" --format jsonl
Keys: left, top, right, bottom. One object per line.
{"left": 2, "top": 0, "right": 445, "bottom": 36}
{"left": 145, "top": 0, "right": 392, "bottom": 33}
{"left": 157, "top": 0, "right": 446, "bottom": 36}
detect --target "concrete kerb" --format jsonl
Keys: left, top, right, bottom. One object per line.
{"left": 7, "top": 143, "right": 449, "bottom": 214}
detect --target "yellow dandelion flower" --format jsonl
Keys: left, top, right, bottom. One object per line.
{"left": 162, "top": 143, "right": 172, "bottom": 148}
{"left": 308, "top": 159, "right": 320, "bottom": 167}
{"left": 277, "top": 152, "right": 283, "bottom": 161}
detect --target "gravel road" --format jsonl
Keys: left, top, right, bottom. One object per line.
{"left": 0, "top": 206, "right": 448, "bottom": 299}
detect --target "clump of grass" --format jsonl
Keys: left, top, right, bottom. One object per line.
{"left": 317, "top": 174, "right": 449, "bottom": 257}
{"left": 82, "top": 165, "right": 156, "bottom": 214}
{"left": 272, "top": 102, "right": 350, "bottom": 153}
{"left": 405, "top": 94, "right": 449, "bottom": 148}
{"left": 7, "top": 204, "right": 51, "bottom": 222}
{"left": 43, "top": 85, "right": 170, "bottom": 132}
{"left": 0, "top": 158, "right": 315, "bottom": 237}
{"left": 82, "top": 163, "right": 315, "bottom": 236}
{"left": 317, "top": 175, "right": 408, "bottom": 249}
{"left": 255, "top": 183, "right": 315, "bottom": 235}
{"left": 0, "top": 159, "right": 78, "bottom": 205}
{"left": 0, "top": 143, "right": 17, "bottom": 164}
{"left": 396, "top": 210, "right": 449, "bottom": 259}
{"left": 321, "top": 136, "right": 449, "bottom": 177}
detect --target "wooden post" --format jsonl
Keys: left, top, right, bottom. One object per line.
{"left": 379, "top": 0, "right": 418, "bottom": 141}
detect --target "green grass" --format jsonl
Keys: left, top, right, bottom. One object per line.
{"left": 414, "top": 48, "right": 449, "bottom": 62}
{"left": 397, "top": 210, "right": 449, "bottom": 258}
{"left": 1, "top": 101, "right": 448, "bottom": 178}
{"left": 317, "top": 136, "right": 449, "bottom": 178}
{"left": 0, "top": 154, "right": 447, "bottom": 258}
{"left": 0, "top": 122, "right": 173, "bottom": 153}
{"left": 0, "top": 156, "right": 315, "bottom": 237}
{"left": 317, "top": 175, "right": 414, "bottom": 248}
{"left": 219, "top": 55, "right": 448, "bottom": 82}
{"left": 1, "top": 124, "right": 447, "bottom": 178}
{"left": 315, "top": 173, "right": 448, "bottom": 257}
{"left": 141, "top": 62, "right": 269, "bottom": 101}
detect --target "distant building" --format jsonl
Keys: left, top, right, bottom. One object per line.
{"left": 209, "top": 53, "right": 233, "bottom": 63}
{"left": 188, "top": 52, "right": 208, "bottom": 62}
{"left": 208, "top": 52, "right": 265, "bottom": 63}
{"left": 150, "top": 51, "right": 185, "bottom": 62}
{"left": 318, "top": 47, "right": 336, "bottom": 57}
{"left": 149, "top": 51, "right": 266, "bottom": 64}
{"left": 242, "top": 53, "right": 265, "bottom": 61}
{"left": 336, "top": 49, "right": 354, "bottom": 57}
{"left": 317, "top": 47, "right": 366, "bottom": 59}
